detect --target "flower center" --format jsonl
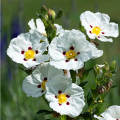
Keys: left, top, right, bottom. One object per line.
{"left": 65, "top": 50, "right": 77, "bottom": 59}
{"left": 24, "top": 50, "right": 35, "bottom": 60}
{"left": 91, "top": 26, "right": 101, "bottom": 36}
{"left": 58, "top": 94, "right": 67, "bottom": 104}
{"left": 41, "top": 80, "right": 47, "bottom": 91}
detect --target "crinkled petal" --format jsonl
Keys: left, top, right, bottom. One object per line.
{"left": 7, "top": 33, "right": 31, "bottom": 64}
{"left": 28, "top": 19, "right": 36, "bottom": 30}
{"left": 98, "top": 35, "right": 113, "bottom": 42}
{"left": 50, "top": 59, "right": 84, "bottom": 70}
{"left": 95, "top": 12, "right": 110, "bottom": 24}
{"left": 102, "top": 105, "right": 120, "bottom": 119}
{"left": 28, "top": 18, "right": 46, "bottom": 35}
{"left": 54, "top": 24, "right": 64, "bottom": 35}
{"left": 22, "top": 74, "right": 44, "bottom": 97}
{"left": 46, "top": 75, "right": 72, "bottom": 96}
{"left": 103, "top": 22, "right": 119, "bottom": 37}
{"left": 80, "top": 11, "right": 99, "bottom": 29}
{"left": 36, "top": 19, "right": 46, "bottom": 34}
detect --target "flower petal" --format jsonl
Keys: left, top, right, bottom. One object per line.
{"left": 103, "top": 22, "right": 119, "bottom": 37}
{"left": 36, "top": 19, "right": 46, "bottom": 34}
{"left": 22, "top": 74, "right": 44, "bottom": 97}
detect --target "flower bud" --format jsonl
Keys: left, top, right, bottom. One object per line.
{"left": 48, "top": 9, "right": 56, "bottom": 19}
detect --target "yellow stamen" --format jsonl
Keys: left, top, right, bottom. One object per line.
{"left": 65, "top": 50, "right": 77, "bottom": 59}
{"left": 58, "top": 94, "right": 67, "bottom": 104}
{"left": 24, "top": 50, "right": 35, "bottom": 60}
{"left": 41, "top": 80, "right": 47, "bottom": 91}
{"left": 91, "top": 26, "right": 101, "bottom": 36}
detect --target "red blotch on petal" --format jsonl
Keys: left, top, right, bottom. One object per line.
{"left": 55, "top": 96, "right": 57, "bottom": 98}
{"left": 90, "top": 25, "right": 93, "bottom": 28}
{"left": 74, "top": 58, "right": 78, "bottom": 61}
{"left": 35, "top": 50, "right": 38, "bottom": 54}
{"left": 37, "top": 84, "right": 41, "bottom": 88}
{"left": 21, "top": 51, "right": 24, "bottom": 54}
{"left": 33, "top": 58, "right": 36, "bottom": 61}
{"left": 23, "top": 58, "right": 27, "bottom": 61}
{"left": 66, "top": 102, "right": 70, "bottom": 105}
{"left": 66, "top": 95, "right": 70, "bottom": 98}
{"left": 65, "top": 60, "right": 69, "bottom": 62}
{"left": 70, "top": 46, "right": 74, "bottom": 50}
{"left": 28, "top": 47, "right": 32, "bottom": 50}
{"left": 63, "top": 51, "right": 66, "bottom": 55}
{"left": 58, "top": 90, "right": 62, "bottom": 94}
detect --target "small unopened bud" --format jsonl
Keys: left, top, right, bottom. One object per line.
{"left": 110, "top": 60, "right": 117, "bottom": 71}
{"left": 45, "top": 14, "right": 48, "bottom": 20}
{"left": 104, "top": 63, "right": 109, "bottom": 71}
{"left": 98, "top": 86, "right": 106, "bottom": 94}
{"left": 48, "top": 9, "right": 56, "bottom": 19}
{"left": 106, "top": 80, "right": 112, "bottom": 90}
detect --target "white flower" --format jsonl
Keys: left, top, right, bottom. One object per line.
{"left": 22, "top": 63, "right": 65, "bottom": 97}
{"left": 80, "top": 11, "right": 119, "bottom": 42}
{"left": 45, "top": 75, "right": 85, "bottom": 118}
{"left": 49, "top": 29, "right": 103, "bottom": 70}
{"left": 7, "top": 31, "right": 49, "bottom": 68}
{"left": 28, "top": 18, "right": 47, "bottom": 36}
{"left": 94, "top": 105, "right": 120, "bottom": 120}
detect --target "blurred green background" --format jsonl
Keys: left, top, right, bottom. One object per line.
{"left": 1, "top": 0, "right": 120, "bottom": 120}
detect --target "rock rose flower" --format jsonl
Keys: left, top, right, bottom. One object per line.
{"left": 7, "top": 31, "right": 49, "bottom": 68}
{"left": 45, "top": 75, "right": 85, "bottom": 117}
{"left": 80, "top": 11, "right": 119, "bottom": 42}
{"left": 49, "top": 29, "right": 103, "bottom": 70}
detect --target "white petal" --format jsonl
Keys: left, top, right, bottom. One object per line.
{"left": 50, "top": 59, "right": 84, "bottom": 70}
{"left": 46, "top": 75, "right": 72, "bottom": 95}
{"left": 7, "top": 34, "right": 31, "bottom": 65}
{"left": 29, "top": 31, "right": 48, "bottom": 53}
{"left": 22, "top": 74, "right": 44, "bottom": 97}
{"left": 98, "top": 35, "right": 113, "bottom": 42}
{"left": 95, "top": 12, "right": 110, "bottom": 24}
{"left": 36, "top": 19, "right": 46, "bottom": 34}
{"left": 28, "top": 19, "right": 36, "bottom": 30}
{"left": 54, "top": 24, "right": 64, "bottom": 35}
{"left": 94, "top": 115, "right": 104, "bottom": 120}
{"left": 103, "top": 22, "right": 119, "bottom": 37}
{"left": 80, "top": 11, "right": 99, "bottom": 29}
{"left": 102, "top": 105, "right": 120, "bottom": 119}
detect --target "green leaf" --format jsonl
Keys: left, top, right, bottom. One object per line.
{"left": 84, "top": 59, "right": 96, "bottom": 70}
{"left": 79, "top": 81, "right": 88, "bottom": 88}
{"left": 86, "top": 70, "right": 97, "bottom": 89}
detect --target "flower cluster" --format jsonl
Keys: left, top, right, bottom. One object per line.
{"left": 7, "top": 9, "right": 119, "bottom": 119}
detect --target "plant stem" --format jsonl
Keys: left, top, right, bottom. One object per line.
{"left": 60, "top": 115, "right": 66, "bottom": 120}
